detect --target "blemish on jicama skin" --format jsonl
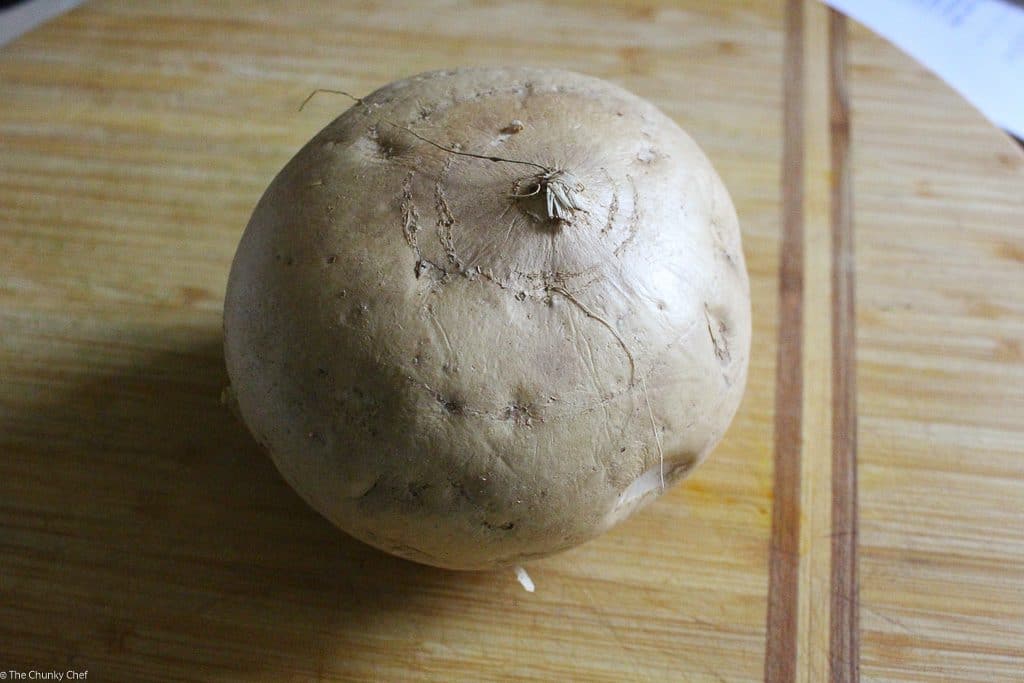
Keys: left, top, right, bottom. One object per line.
{"left": 501, "top": 120, "right": 524, "bottom": 134}
{"left": 635, "top": 147, "right": 658, "bottom": 164}
{"left": 494, "top": 119, "right": 525, "bottom": 146}
{"left": 598, "top": 464, "right": 663, "bottom": 528}
{"left": 359, "top": 476, "right": 383, "bottom": 499}
{"left": 603, "top": 457, "right": 696, "bottom": 530}
{"left": 440, "top": 397, "right": 464, "bottom": 415}
{"left": 502, "top": 403, "right": 538, "bottom": 426}
{"left": 704, "top": 304, "right": 731, "bottom": 365}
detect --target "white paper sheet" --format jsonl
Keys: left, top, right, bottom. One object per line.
{"left": 823, "top": 0, "right": 1024, "bottom": 138}
{"left": 0, "top": 0, "right": 86, "bottom": 46}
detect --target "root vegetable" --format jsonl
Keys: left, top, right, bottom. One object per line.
{"left": 223, "top": 67, "right": 750, "bottom": 570}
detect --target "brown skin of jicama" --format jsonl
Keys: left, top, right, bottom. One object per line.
{"left": 223, "top": 67, "right": 750, "bottom": 570}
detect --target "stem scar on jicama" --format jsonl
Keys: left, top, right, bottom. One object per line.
{"left": 301, "top": 87, "right": 588, "bottom": 224}
{"left": 225, "top": 67, "right": 751, "bottom": 570}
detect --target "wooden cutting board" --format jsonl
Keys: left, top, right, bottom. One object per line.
{"left": 1, "top": 1, "right": 1021, "bottom": 681}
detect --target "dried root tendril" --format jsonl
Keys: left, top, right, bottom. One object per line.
{"left": 547, "top": 285, "right": 637, "bottom": 387}
{"left": 510, "top": 170, "right": 586, "bottom": 222}
{"left": 514, "top": 565, "right": 535, "bottom": 592}
{"left": 300, "top": 87, "right": 549, "bottom": 170}
{"left": 387, "top": 122, "right": 550, "bottom": 173}
{"left": 299, "top": 87, "right": 585, "bottom": 221}
{"left": 298, "top": 88, "right": 364, "bottom": 111}
{"left": 641, "top": 376, "right": 666, "bottom": 492}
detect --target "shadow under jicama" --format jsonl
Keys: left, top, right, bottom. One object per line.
{"left": 0, "top": 331, "right": 496, "bottom": 679}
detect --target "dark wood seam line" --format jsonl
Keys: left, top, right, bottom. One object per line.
{"left": 764, "top": 1, "right": 805, "bottom": 681}
{"left": 828, "top": 10, "right": 859, "bottom": 683}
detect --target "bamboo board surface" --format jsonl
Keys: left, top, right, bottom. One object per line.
{"left": 1, "top": 1, "right": 1021, "bottom": 681}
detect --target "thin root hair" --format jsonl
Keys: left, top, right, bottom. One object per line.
{"left": 384, "top": 121, "right": 551, "bottom": 172}
{"left": 299, "top": 86, "right": 553, "bottom": 173}
{"left": 299, "top": 88, "right": 364, "bottom": 111}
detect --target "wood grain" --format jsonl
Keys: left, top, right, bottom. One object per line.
{"left": 765, "top": 3, "right": 851, "bottom": 681}
{"left": 0, "top": 2, "right": 782, "bottom": 681}
{"left": 765, "top": 1, "right": 805, "bottom": 681}
{"left": 848, "top": 18, "right": 1024, "bottom": 683}
{"left": 793, "top": 2, "right": 836, "bottom": 679}
{"left": 0, "top": 1, "right": 1021, "bottom": 681}
{"left": 828, "top": 11, "right": 858, "bottom": 683}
